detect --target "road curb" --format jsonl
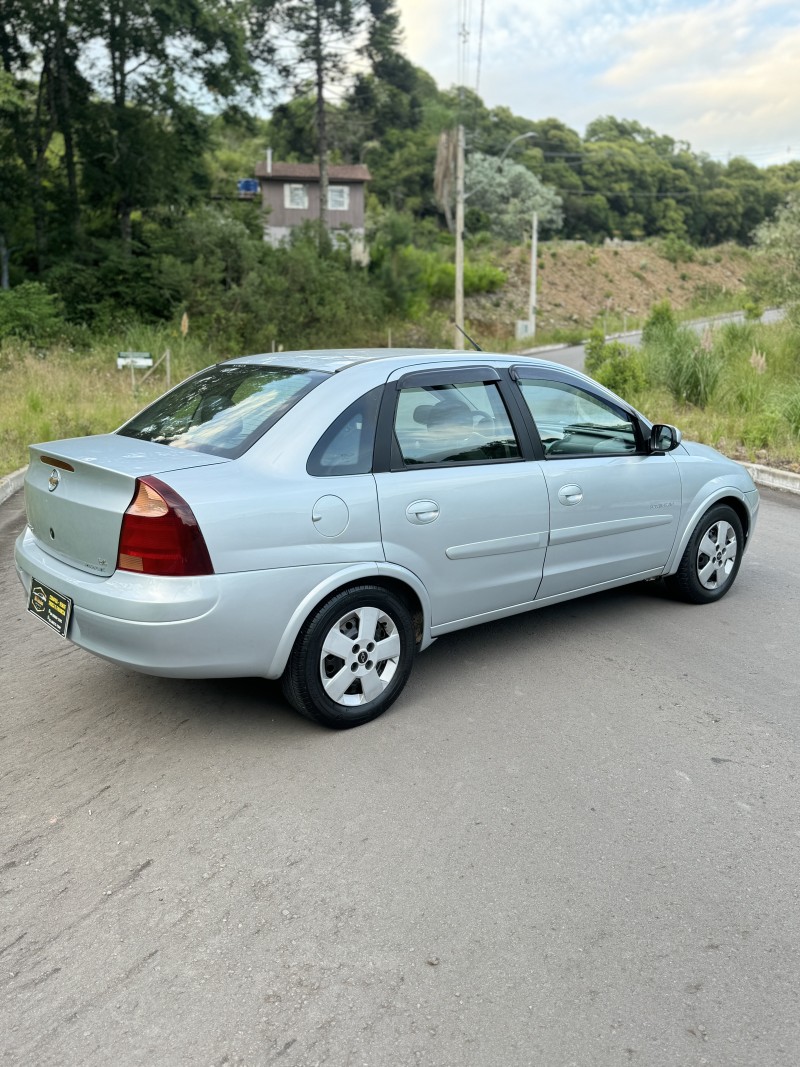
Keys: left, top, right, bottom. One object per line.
{"left": 0, "top": 467, "right": 26, "bottom": 507}
{"left": 742, "top": 463, "right": 800, "bottom": 496}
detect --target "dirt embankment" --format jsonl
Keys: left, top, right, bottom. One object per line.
{"left": 466, "top": 240, "right": 752, "bottom": 337}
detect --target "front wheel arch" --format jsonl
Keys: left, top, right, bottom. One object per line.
{"left": 666, "top": 503, "right": 745, "bottom": 604}
{"left": 665, "top": 492, "right": 751, "bottom": 577}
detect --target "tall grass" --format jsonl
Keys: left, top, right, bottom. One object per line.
{"left": 638, "top": 316, "right": 800, "bottom": 467}
{"left": 4, "top": 307, "right": 800, "bottom": 478}
{"left": 0, "top": 328, "right": 216, "bottom": 476}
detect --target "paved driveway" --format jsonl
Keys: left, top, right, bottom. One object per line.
{"left": 2, "top": 488, "right": 799, "bottom": 1066}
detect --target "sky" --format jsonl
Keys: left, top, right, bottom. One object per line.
{"left": 395, "top": 0, "right": 800, "bottom": 165}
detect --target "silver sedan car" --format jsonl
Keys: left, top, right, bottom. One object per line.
{"left": 15, "top": 349, "right": 759, "bottom": 728}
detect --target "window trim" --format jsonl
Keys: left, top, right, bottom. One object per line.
{"left": 327, "top": 184, "right": 350, "bottom": 211}
{"left": 284, "top": 183, "right": 308, "bottom": 210}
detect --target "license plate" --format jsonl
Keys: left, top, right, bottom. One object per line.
{"left": 28, "top": 579, "right": 73, "bottom": 638}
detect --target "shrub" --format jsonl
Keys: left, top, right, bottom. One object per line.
{"left": 594, "top": 344, "right": 646, "bottom": 399}
{"left": 583, "top": 325, "right": 608, "bottom": 377}
{"left": 0, "top": 282, "right": 66, "bottom": 341}
{"left": 741, "top": 412, "right": 781, "bottom": 451}
{"left": 661, "top": 234, "right": 696, "bottom": 264}
{"left": 783, "top": 389, "right": 800, "bottom": 438}
{"left": 727, "top": 368, "right": 768, "bottom": 414}
{"left": 641, "top": 299, "right": 677, "bottom": 345}
{"left": 665, "top": 329, "right": 723, "bottom": 408}
{"left": 583, "top": 326, "right": 645, "bottom": 399}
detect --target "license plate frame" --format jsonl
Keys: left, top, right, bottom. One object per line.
{"left": 28, "top": 579, "right": 73, "bottom": 638}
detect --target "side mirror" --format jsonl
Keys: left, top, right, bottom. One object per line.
{"left": 649, "top": 423, "right": 682, "bottom": 453}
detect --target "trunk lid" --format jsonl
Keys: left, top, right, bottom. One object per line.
{"left": 25, "top": 435, "right": 227, "bottom": 577}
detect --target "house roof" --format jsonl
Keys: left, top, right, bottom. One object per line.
{"left": 254, "top": 162, "right": 371, "bottom": 183}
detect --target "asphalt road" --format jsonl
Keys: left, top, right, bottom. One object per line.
{"left": 528, "top": 308, "right": 786, "bottom": 373}
{"left": 2, "top": 487, "right": 799, "bottom": 1066}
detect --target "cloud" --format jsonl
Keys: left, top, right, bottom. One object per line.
{"left": 597, "top": 0, "right": 800, "bottom": 158}
{"left": 395, "top": 0, "right": 800, "bottom": 162}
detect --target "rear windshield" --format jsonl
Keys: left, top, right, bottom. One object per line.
{"left": 117, "top": 364, "right": 327, "bottom": 458}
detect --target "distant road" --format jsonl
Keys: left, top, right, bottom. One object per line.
{"left": 525, "top": 307, "right": 785, "bottom": 373}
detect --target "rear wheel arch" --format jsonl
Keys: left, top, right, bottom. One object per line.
{"left": 341, "top": 576, "right": 424, "bottom": 645}
{"left": 267, "top": 570, "right": 428, "bottom": 680}
{"left": 281, "top": 581, "right": 419, "bottom": 728}
{"left": 296, "top": 576, "right": 425, "bottom": 653}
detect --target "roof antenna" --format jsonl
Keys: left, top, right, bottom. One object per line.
{"left": 454, "top": 323, "right": 483, "bottom": 351}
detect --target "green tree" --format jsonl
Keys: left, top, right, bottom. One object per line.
{"left": 83, "top": 0, "right": 253, "bottom": 245}
{"left": 0, "top": 72, "right": 31, "bottom": 286}
{"left": 751, "top": 193, "right": 800, "bottom": 306}
{"left": 272, "top": 0, "right": 405, "bottom": 236}
{"left": 464, "top": 152, "right": 563, "bottom": 241}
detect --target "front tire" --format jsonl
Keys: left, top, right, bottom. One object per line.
{"left": 282, "top": 585, "right": 416, "bottom": 729}
{"left": 668, "top": 504, "right": 744, "bottom": 604}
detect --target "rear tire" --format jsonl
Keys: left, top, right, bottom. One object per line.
{"left": 667, "top": 504, "right": 744, "bottom": 604}
{"left": 282, "top": 585, "right": 416, "bottom": 729}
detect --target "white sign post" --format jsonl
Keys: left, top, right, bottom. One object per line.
{"left": 116, "top": 350, "right": 171, "bottom": 392}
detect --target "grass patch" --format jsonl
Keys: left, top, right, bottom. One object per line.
{"left": 0, "top": 329, "right": 217, "bottom": 476}
{"left": 637, "top": 315, "right": 800, "bottom": 469}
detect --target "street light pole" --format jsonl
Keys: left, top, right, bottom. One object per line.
{"left": 529, "top": 210, "right": 538, "bottom": 337}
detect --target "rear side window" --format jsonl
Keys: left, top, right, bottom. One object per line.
{"left": 307, "top": 387, "right": 382, "bottom": 477}
{"left": 393, "top": 381, "right": 520, "bottom": 466}
{"left": 117, "top": 364, "right": 327, "bottom": 458}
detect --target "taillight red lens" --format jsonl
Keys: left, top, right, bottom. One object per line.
{"left": 117, "top": 476, "right": 214, "bottom": 576}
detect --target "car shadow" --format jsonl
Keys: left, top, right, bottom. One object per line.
{"left": 101, "top": 581, "right": 684, "bottom": 737}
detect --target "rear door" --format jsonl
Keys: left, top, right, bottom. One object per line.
{"left": 512, "top": 369, "right": 682, "bottom": 599}
{"left": 373, "top": 367, "right": 550, "bottom": 628}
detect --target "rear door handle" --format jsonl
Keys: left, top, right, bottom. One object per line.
{"left": 406, "top": 500, "right": 440, "bottom": 524}
{"left": 558, "top": 484, "right": 583, "bottom": 506}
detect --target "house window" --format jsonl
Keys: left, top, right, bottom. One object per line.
{"left": 328, "top": 185, "right": 350, "bottom": 211}
{"left": 284, "top": 184, "right": 308, "bottom": 209}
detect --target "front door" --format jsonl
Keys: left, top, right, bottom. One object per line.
{"left": 514, "top": 373, "right": 682, "bottom": 600}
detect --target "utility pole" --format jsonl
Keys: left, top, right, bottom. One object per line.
{"left": 529, "top": 210, "right": 538, "bottom": 337}
{"left": 454, "top": 125, "right": 465, "bottom": 350}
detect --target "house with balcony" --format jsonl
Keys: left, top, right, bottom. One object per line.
{"left": 253, "top": 153, "right": 371, "bottom": 259}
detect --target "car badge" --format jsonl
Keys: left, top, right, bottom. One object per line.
{"left": 48, "top": 469, "right": 61, "bottom": 492}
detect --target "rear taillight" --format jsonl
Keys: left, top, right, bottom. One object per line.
{"left": 117, "top": 476, "right": 214, "bottom": 577}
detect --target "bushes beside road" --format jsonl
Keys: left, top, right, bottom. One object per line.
{"left": 598, "top": 307, "right": 800, "bottom": 470}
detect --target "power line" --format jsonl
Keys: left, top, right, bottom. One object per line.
{"left": 475, "top": 0, "right": 485, "bottom": 95}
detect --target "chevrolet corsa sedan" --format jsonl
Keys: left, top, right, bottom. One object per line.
{"left": 15, "top": 349, "right": 759, "bottom": 728}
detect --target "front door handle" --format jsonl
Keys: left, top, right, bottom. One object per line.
{"left": 558, "top": 484, "right": 583, "bottom": 506}
{"left": 406, "top": 500, "right": 440, "bottom": 524}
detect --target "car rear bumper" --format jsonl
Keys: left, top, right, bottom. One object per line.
{"left": 15, "top": 528, "right": 355, "bottom": 680}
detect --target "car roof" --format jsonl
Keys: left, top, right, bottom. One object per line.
{"left": 228, "top": 348, "right": 563, "bottom": 376}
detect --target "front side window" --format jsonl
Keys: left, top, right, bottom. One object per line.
{"left": 393, "top": 381, "right": 520, "bottom": 466}
{"left": 328, "top": 185, "right": 350, "bottom": 211}
{"left": 284, "top": 183, "right": 308, "bottom": 209}
{"left": 118, "top": 364, "right": 327, "bottom": 459}
{"left": 518, "top": 378, "right": 639, "bottom": 456}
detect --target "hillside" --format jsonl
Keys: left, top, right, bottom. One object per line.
{"left": 465, "top": 241, "right": 753, "bottom": 338}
